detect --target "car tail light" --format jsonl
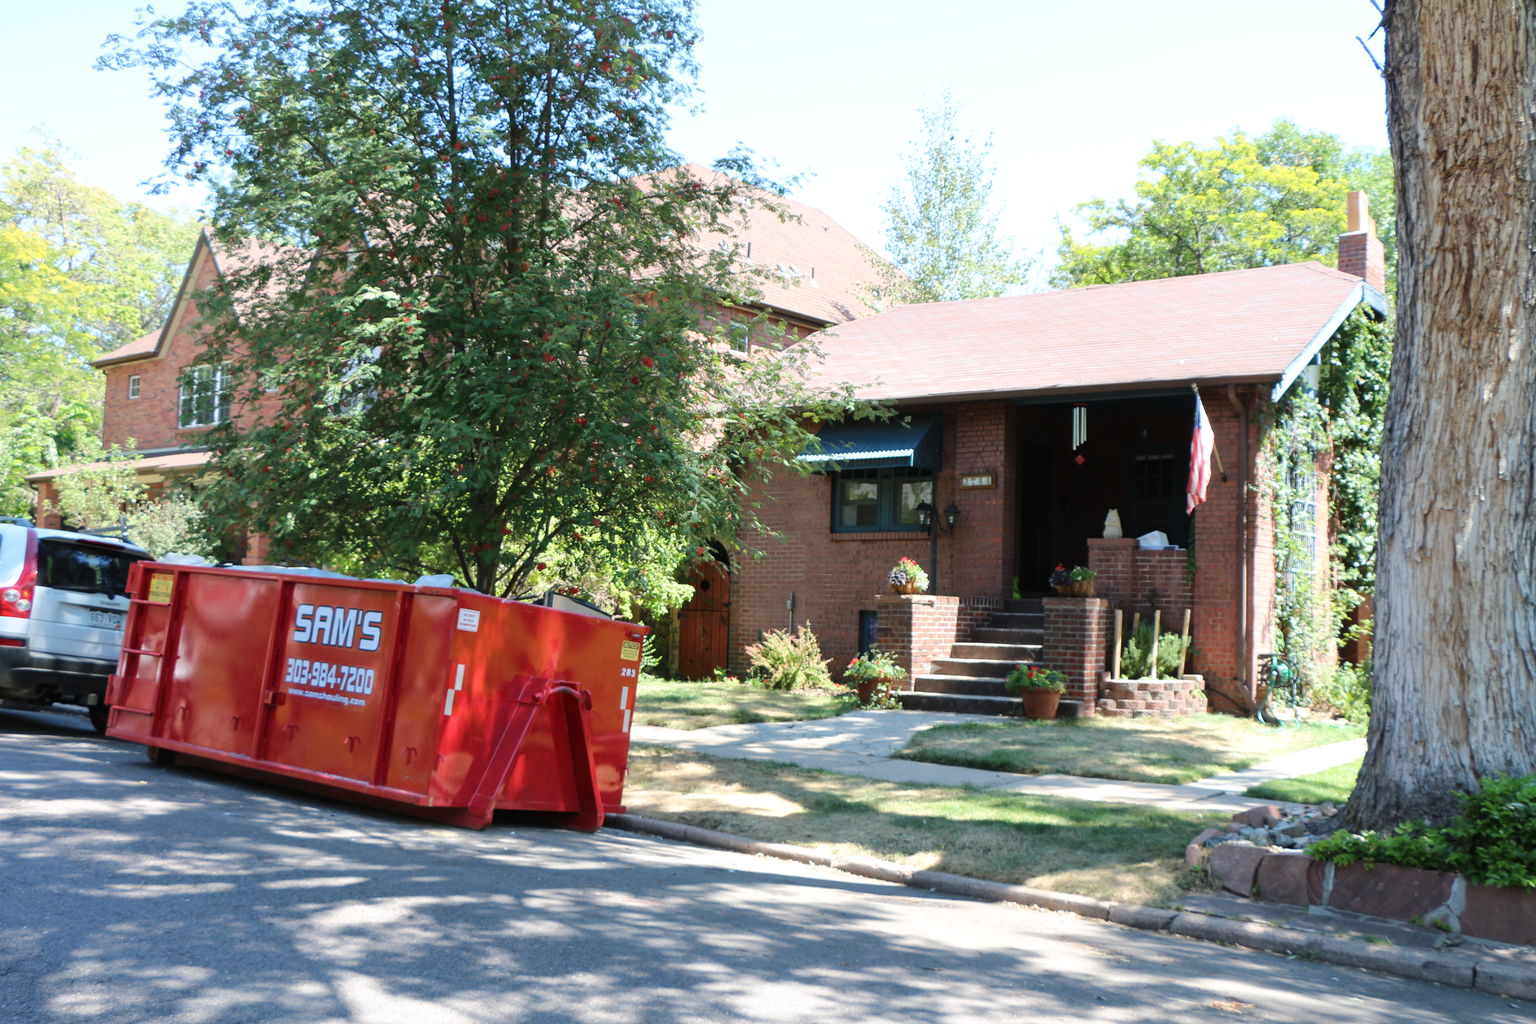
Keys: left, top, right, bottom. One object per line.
{"left": 1, "top": 531, "right": 37, "bottom": 619}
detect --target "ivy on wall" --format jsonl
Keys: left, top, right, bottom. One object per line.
{"left": 1261, "top": 308, "right": 1391, "bottom": 689}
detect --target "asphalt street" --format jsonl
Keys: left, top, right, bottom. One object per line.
{"left": 0, "top": 707, "right": 1528, "bottom": 1024}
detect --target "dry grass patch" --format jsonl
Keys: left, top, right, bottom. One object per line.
{"left": 896, "top": 715, "right": 1363, "bottom": 785}
{"left": 623, "top": 746, "right": 1221, "bottom": 906}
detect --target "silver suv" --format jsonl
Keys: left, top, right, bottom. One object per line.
{"left": 0, "top": 520, "right": 151, "bottom": 732}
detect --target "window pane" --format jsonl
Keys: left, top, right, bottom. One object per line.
{"left": 839, "top": 479, "right": 880, "bottom": 527}
{"left": 895, "top": 478, "right": 933, "bottom": 525}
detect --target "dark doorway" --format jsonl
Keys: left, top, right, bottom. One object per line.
{"left": 678, "top": 554, "right": 731, "bottom": 679}
{"left": 1016, "top": 439, "right": 1053, "bottom": 593}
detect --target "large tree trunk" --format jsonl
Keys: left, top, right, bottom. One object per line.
{"left": 1347, "top": 1, "right": 1536, "bottom": 829}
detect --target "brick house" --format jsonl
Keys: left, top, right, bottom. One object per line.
{"left": 28, "top": 174, "right": 890, "bottom": 571}
{"left": 722, "top": 195, "right": 1389, "bottom": 716}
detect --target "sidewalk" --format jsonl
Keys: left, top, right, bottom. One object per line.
{"left": 630, "top": 709, "right": 1365, "bottom": 815}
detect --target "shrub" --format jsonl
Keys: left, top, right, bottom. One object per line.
{"left": 744, "top": 624, "right": 834, "bottom": 691}
{"left": 1311, "top": 773, "right": 1536, "bottom": 889}
{"left": 1119, "top": 621, "right": 1190, "bottom": 678}
{"left": 1309, "top": 660, "right": 1373, "bottom": 723}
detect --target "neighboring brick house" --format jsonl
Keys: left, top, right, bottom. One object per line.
{"left": 726, "top": 195, "right": 1389, "bottom": 715}
{"left": 28, "top": 173, "right": 891, "bottom": 577}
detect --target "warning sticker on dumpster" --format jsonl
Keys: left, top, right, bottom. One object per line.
{"left": 620, "top": 640, "right": 641, "bottom": 662}
{"left": 147, "top": 573, "right": 174, "bottom": 605}
{"left": 456, "top": 608, "right": 481, "bottom": 632}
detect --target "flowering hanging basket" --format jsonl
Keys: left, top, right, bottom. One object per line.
{"left": 1055, "top": 578, "right": 1095, "bottom": 598}
{"left": 890, "top": 580, "right": 922, "bottom": 595}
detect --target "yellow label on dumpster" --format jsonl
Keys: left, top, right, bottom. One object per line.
{"left": 620, "top": 640, "right": 641, "bottom": 662}
{"left": 147, "top": 573, "right": 174, "bottom": 605}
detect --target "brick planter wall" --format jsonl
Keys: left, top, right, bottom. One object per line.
{"left": 1096, "top": 674, "right": 1209, "bottom": 717}
{"left": 1042, "top": 597, "right": 1110, "bottom": 715}
{"left": 873, "top": 594, "right": 1001, "bottom": 686}
{"left": 874, "top": 594, "right": 958, "bottom": 685}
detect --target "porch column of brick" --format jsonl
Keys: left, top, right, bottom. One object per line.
{"left": 1042, "top": 596, "right": 1111, "bottom": 715}
{"left": 873, "top": 594, "right": 961, "bottom": 687}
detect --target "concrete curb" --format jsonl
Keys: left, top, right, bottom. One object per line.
{"left": 604, "top": 812, "right": 1536, "bottom": 999}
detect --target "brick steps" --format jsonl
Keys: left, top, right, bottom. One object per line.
{"left": 902, "top": 598, "right": 1048, "bottom": 718}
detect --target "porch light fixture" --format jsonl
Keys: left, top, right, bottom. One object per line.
{"left": 916, "top": 501, "right": 961, "bottom": 534}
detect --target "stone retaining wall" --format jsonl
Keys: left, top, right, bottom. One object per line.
{"left": 1193, "top": 808, "right": 1536, "bottom": 947}
{"left": 1096, "top": 674, "right": 1208, "bottom": 717}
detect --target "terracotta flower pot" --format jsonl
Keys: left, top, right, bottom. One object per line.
{"left": 1020, "top": 688, "right": 1061, "bottom": 720}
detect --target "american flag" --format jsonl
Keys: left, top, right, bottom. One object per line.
{"left": 1187, "top": 391, "right": 1215, "bottom": 513}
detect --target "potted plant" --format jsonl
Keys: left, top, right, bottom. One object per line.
{"left": 1048, "top": 563, "right": 1097, "bottom": 598}
{"left": 1006, "top": 663, "right": 1068, "bottom": 719}
{"left": 843, "top": 648, "right": 907, "bottom": 704}
{"left": 888, "top": 557, "right": 930, "bottom": 595}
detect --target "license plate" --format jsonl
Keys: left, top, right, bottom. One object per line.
{"left": 89, "top": 610, "right": 125, "bottom": 630}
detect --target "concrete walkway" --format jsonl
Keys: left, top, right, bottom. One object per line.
{"left": 631, "top": 710, "right": 1366, "bottom": 814}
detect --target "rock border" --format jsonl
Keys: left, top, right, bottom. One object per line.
{"left": 1194, "top": 805, "right": 1536, "bottom": 948}
{"left": 605, "top": 812, "right": 1536, "bottom": 999}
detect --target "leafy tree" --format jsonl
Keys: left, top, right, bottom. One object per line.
{"left": 1345, "top": 1, "right": 1536, "bottom": 828}
{"left": 1053, "top": 121, "right": 1395, "bottom": 291}
{"left": 104, "top": 0, "right": 862, "bottom": 598}
{"left": 0, "top": 146, "right": 198, "bottom": 516}
{"left": 880, "top": 93, "right": 1030, "bottom": 302}
{"left": 2, "top": 144, "right": 197, "bottom": 348}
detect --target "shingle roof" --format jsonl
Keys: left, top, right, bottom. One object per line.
{"left": 94, "top": 327, "right": 163, "bottom": 366}
{"left": 27, "top": 449, "right": 212, "bottom": 483}
{"left": 674, "top": 164, "right": 888, "bottom": 326}
{"left": 804, "top": 262, "right": 1385, "bottom": 402}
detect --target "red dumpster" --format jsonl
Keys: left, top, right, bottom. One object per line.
{"left": 105, "top": 563, "right": 646, "bottom": 830}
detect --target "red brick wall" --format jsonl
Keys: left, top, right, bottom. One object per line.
{"left": 100, "top": 245, "right": 283, "bottom": 453}
{"left": 1183, "top": 386, "right": 1275, "bottom": 712}
{"left": 1042, "top": 596, "right": 1110, "bottom": 714}
{"left": 730, "top": 402, "right": 1017, "bottom": 676}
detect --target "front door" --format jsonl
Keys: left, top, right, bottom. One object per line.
{"left": 1016, "top": 439, "right": 1053, "bottom": 593}
{"left": 677, "top": 558, "right": 730, "bottom": 679}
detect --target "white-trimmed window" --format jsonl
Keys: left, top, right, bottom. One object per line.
{"left": 178, "top": 363, "right": 231, "bottom": 428}
{"left": 127, "top": 375, "right": 141, "bottom": 400}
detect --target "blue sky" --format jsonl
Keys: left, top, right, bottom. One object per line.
{"left": 1, "top": 1, "right": 1389, "bottom": 273}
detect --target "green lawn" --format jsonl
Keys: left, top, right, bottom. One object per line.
{"left": 624, "top": 746, "right": 1220, "bottom": 906}
{"left": 896, "top": 715, "right": 1364, "bottom": 785}
{"left": 633, "top": 677, "right": 854, "bottom": 730}
{"left": 1245, "top": 758, "right": 1362, "bottom": 805}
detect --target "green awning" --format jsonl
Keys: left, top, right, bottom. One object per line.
{"left": 797, "top": 415, "right": 942, "bottom": 472}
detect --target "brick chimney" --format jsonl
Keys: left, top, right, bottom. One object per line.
{"left": 1338, "top": 190, "right": 1386, "bottom": 293}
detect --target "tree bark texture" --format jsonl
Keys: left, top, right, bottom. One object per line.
{"left": 1349, "top": 0, "right": 1536, "bottom": 829}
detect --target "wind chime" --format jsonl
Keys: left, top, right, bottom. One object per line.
{"left": 1071, "top": 404, "right": 1087, "bottom": 464}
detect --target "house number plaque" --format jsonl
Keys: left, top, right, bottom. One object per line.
{"left": 959, "top": 473, "right": 996, "bottom": 489}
